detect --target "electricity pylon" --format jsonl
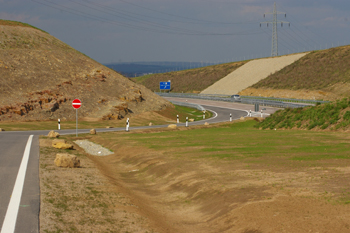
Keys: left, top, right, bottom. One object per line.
{"left": 260, "top": 2, "right": 290, "bottom": 57}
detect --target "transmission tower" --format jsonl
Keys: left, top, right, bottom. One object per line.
{"left": 260, "top": 2, "right": 290, "bottom": 57}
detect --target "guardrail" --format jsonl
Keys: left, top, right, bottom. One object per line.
{"left": 156, "top": 92, "right": 323, "bottom": 109}
{"left": 169, "top": 100, "right": 206, "bottom": 111}
{"left": 240, "top": 95, "right": 329, "bottom": 104}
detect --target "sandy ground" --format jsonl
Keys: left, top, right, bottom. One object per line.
{"left": 201, "top": 53, "right": 307, "bottom": 95}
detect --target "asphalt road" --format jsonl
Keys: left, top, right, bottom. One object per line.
{"left": 0, "top": 97, "right": 279, "bottom": 233}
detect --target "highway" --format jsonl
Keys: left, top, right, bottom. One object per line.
{"left": 0, "top": 98, "right": 279, "bottom": 232}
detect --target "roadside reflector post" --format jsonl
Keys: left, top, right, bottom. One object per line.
{"left": 203, "top": 110, "right": 206, "bottom": 119}
{"left": 126, "top": 118, "right": 129, "bottom": 132}
{"left": 249, "top": 110, "right": 252, "bottom": 117}
{"left": 230, "top": 113, "right": 232, "bottom": 122}
{"left": 177, "top": 115, "right": 179, "bottom": 124}
{"left": 261, "top": 110, "right": 263, "bottom": 118}
{"left": 186, "top": 117, "right": 188, "bottom": 127}
{"left": 72, "top": 99, "right": 81, "bottom": 137}
{"left": 58, "top": 119, "right": 60, "bottom": 130}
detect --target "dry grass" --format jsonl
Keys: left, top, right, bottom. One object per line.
{"left": 0, "top": 19, "right": 47, "bottom": 33}
{"left": 131, "top": 61, "right": 247, "bottom": 93}
{"left": 252, "top": 45, "right": 350, "bottom": 90}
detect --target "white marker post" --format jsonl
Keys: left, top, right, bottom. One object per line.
{"left": 230, "top": 113, "right": 232, "bottom": 122}
{"left": 249, "top": 110, "right": 252, "bottom": 117}
{"left": 72, "top": 99, "right": 81, "bottom": 137}
{"left": 203, "top": 111, "right": 206, "bottom": 119}
{"left": 177, "top": 115, "right": 179, "bottom": 124}
{"left": 261, "top": 110, "right": 263, "bottom": 118}
{"left": 126, "top": 118, "right": 129, "bottom": 132}
{"left": 58, "top": 119, "right": 60, "bottom": 130}
{"left": 186, "top": 117, "right": 188, "bottom": 127}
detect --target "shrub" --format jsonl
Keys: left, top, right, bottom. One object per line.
{"left": 343, "top": 111, "right": 350, "bottom": 120}
{"left": 308, "top": 121, "right": 318, "bottom": 130}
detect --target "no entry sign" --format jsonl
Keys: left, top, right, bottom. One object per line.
{"left": 72, "top": 99, "right": 81, "bottom": 109}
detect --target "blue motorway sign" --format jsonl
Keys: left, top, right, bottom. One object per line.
{"left": 160, "top": 81, "right": 171, "bottom": 90}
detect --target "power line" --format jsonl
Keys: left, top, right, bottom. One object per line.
{"left": 33, "top": 0, "right": 264, "bottom": 36}
{"left": 115, "top": 0, "right": 258, "bottom": 25}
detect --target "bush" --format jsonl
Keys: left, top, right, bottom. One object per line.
{"left": 308, "top": 121, "right": 318, "bottom": 130}
{"left": 343, "top": 111, "right": 350, "bottom": 120}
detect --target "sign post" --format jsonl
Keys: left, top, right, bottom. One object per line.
{"left": 72, "top": 99, "right": 81, "bottom": 137}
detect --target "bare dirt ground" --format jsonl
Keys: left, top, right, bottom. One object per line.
{"left": 40, "top": 123, "right": 350, "bottom": 233}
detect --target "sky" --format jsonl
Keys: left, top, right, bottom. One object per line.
{"left": 1, "top": 0, "right": 350, "bottom": 64}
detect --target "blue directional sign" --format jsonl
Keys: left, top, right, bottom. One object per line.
{"left": 160, "top": 81, "right": 171, "bottom": 90}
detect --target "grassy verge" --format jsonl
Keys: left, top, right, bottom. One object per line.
{"left": 0, "top": 105, "right": 211, "bottom": 131}
{"left": 41, "top": 119, "right": 350, "bottom": 232}
{"left": 103, "top": 120, "right": 350, "bottom": 162}
{"left": 156, "top": 105, "right": 212, "bottom": 122}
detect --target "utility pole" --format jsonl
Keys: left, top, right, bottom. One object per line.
{"left": 260, "top": 2, "right": 289, "bottom": 57}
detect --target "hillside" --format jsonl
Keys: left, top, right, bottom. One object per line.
{"left": 131, "top": 61, "right": 247, "bottom": 93}
{"left": 242, "top": 45, "right": 350, "bottom": 100}
{"left": 256, "top": 98, "right": 350, "bottom": 131}
{"left": 201, "top": 53, "right": 307, "bottom": 95}
{"left": 0, "top": 20, "right": 171, "bottom": 122}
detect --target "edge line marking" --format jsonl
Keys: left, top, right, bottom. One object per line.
{"left": 1, "top": 135, "right": 33, "bottom": 233}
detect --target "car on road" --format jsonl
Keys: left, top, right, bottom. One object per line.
{"left": 231, "top": 94, "right": 241, "bottom": 101}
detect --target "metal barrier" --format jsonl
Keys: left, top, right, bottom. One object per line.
{"left": 156, "top": 92, "right": 317, "bottom": 109}
{"left": 240, "top": 95, "right": 329, "bottom": 104}
{"left": 169, "top": 100, "right": 206, "bottom": 111}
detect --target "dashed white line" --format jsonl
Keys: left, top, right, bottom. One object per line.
{"left": 1, "top": 135, "right": 33, "bottom": 233}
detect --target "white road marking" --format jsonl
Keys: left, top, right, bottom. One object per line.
{"left": 1, "top": 135, "right": 33, "bottom": 233}
{"left": 206, "top": 109, "right": 218, "bottom": 119}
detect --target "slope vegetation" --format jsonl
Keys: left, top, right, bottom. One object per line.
{"left": 242, "top": 45, "right": 350, "bottom": 100}
{"left": 257, "top": 98, "right": 350, "bottom": 131}
{"left": 0, "top": 20, "right": 171, "bottom": 122}
{"left": 131, "top": 61, "right": 246, "bottom": 93}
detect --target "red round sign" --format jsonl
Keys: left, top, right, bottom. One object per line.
{"left": 72, "top": 99, "right": 81, "bottom": 109}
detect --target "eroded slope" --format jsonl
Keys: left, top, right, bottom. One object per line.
{"left": 0, "top": 21, "right": 171, "bottom": 121}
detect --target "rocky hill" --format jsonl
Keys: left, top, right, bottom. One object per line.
{"left": 0, "top": 20, "right": 171, "bottom": 122}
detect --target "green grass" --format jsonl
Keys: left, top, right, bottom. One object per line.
{"left": 114, "top": 120, "right": 350, "bottom": 162}
{"left": 256, "top": 97, "right": 350, "bottom": 131}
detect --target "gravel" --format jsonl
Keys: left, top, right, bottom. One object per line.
{"left": 74, "top": 140, "right": 113, "bottom": 156}
{"left": 201, "top": 53, "right": 307, "bottom": 95}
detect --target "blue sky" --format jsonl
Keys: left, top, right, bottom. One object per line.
{"left": 1, "top": 0, "right": 349, "bottom": 64}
